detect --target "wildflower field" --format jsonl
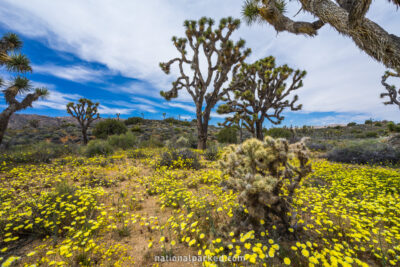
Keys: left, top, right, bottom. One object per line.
{"left": 0, "top": 148, "right": 399, "bottom": 266}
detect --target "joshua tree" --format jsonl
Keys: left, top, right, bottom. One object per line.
{"left": 217, "top": 56, "right": 305, "bottom": 140}
{"left": 141, "top": 112, "right": 144, "bottom": 119}
{"left": 66, "top": 98, "right": 100, "bottom": 145}
{"left": 116, "top": 113, "right": 121, "bottom": 120}
{"left": 0, "top": 33, "right": 49, "bottom": 145}
{"left": 160, "top": 17, "right": 251, "bottom": 150}
{"left": 381, "top": 71, "right": 400, "bottom": 111}
{"left": 242, "top": 0, "right": 400, "bottom": 72}
{"left": 162, "top": 112, "right": 166, "bottom": 120}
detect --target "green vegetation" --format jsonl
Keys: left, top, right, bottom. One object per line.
{"left": 216, "top": 126, "right": 237, "bottom": 144}
{"left": 93, "top": 119, "right": 127, "bottom": 139}
{"left": 124, "top": 116, "right": 144, "bottom": 125}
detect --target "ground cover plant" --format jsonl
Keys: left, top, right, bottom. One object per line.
{"left": 0, "top": 139, "right": 399, "bottom": 266}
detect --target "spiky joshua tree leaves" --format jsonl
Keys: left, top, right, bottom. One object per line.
{"left": 0, "top": 33, "right": 49, "bottom": 145}
{"left": 218, "top": 56, "right": 305, "bottom": 140}
{"left": 66, "top": 98, "right": 100, "bottom": 145}
{"left": 242, "top": 0, "right": 400, "bottom": 71}
{"left": 160, "top": 17, "right": 251, "bottom": 150}
{"left": 219, "top": 137, "right": 311, "bottom": 234}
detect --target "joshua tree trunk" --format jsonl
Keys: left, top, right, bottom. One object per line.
{"left": 239, "top": 119, "right": 243, "bottom": 143}
{"left": 81, "top": 125, "right": 89, "bottom": 145}
{"left": 0, "top": 109, "right": 12, "bottom": 145}
{"left": 255, "top": 120, "right": 264, "bottom": 140}
{"left": 196, "top": 105, "right": 210, "bottom": 150}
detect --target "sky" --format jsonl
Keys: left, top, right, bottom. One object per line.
{"left": 0, "top": 0, "right": 399, "bottom": 127}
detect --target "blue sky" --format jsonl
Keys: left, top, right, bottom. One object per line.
{"left": 0, "top": 0, "right": 399, "bottom": 127}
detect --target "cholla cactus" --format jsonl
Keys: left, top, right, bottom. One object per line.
{"left": 219, "top": 136, "right": 311, "bottom": 232}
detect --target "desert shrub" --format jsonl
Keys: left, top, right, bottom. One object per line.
{"left": 93, "top": 119, "right": 127, "bottom": 139}
{"left": 178, "top": 136, "right": 190, "bottom": 147}
{"left": 85, "top": 140, "right": 114, "bottom": 157}
{"left": 138, "top": 136, "right": 164, "bottom": 148}
{"left": 347, "top": 122, "right": 357, "bottom": 126}
{"left": 216, "top": 127, "right": 237, "bottom": 144}
{"left": 130, "top": 126, "right": 142, "bottom": 132}
{"left": 264, "top": 127, "right": 292, "bottom": 139}
{"left": 306, "top": 142, "right": 330, "bottom": 152}
{"left": 374, "top": 122, "right": 382, "bottom": 127}
{"left": 127, "top": 149, "right": 147, "bottom": 159}
{"left": 0, "top": 142, "right": 77, "bottom": 164}
{"left": 164, "top": 117, "right": 191, "bottom": 126}
{"left": 365, "top": 119, "right": 373, "bottom": 125}
{"left": 124, "top": 116, "right": 144, "bottom": 125}
{"left": 107, "top": 132, "right": 137, "bottom": 150}
{"left": 364, "top": 131, "right": 378, "bottom": 138}
{"left": 219, "top": 137, "right": 311, "bottom": 233}
{"left": 387, "top": 122, "right": 400, "bottom": 133}
{"left": 158, "top": 149, "right": 201, "bottom": 169}
{"left": 326, "top": 140, "right": 400, "bottom": 165}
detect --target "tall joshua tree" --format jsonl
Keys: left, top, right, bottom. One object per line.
{"left": 0, "top": 33, "right": 48, "bottom": 145}
{"left": 160, "top": 17, "right": 251, "bottom": 149}
{"left": 66, "top": 98, "right": 100, "bottom": 145}
{"left": 242, "top": 0, "right": 400, "bottom": 72}
{"left": 217, "top": 56, "right": 305, "bottom": 140}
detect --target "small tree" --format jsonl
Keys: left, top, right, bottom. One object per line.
{"left": 160, "top": 17, "right": 251, "bottom": 149}
{"left": 218, "top": 56, "right": 305, "bottom": 140}
{"left": 66, "top": 98, "right": 100, "bottom": 145}
{"left": 0, "top": 33, "right": 48, "bottom": 145}
{"left": 116, "top": 113, "right": 121, "bottom": 120}
{"left": 162, "top": 112, "right": 166, "bottom": 120}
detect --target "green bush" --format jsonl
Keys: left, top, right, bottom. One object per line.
{"left": 216, "top": 127, "right": 237, "bottom": 144}
{"left": 374, "top": 122, "right": 382, "bottom": 127}
{"left": 264, "top": 127, "right": 292, "bottom": 139}
{"left": 93, "top": 119, "right": 127, "bottom": 139}
{"left": 364, "top": 131, "right": 378, "bottom": 138}
{"left": 138, "top": 136, "right": 164, "bottom": 148}
{"left": 387, "top": 122, "right": 400, "bottom": 133}
{"left": 124, "top": 117, "right": 144, "bottom": 125}
{"left": 347, "top": 122, "right": 357, "bottom": 127}
{"left": 85, "top": 140, "right": 114, "bottom": 157}
{"left": 107, "top": 132, "right": 137, "bottom": 150}
{"left": 365, "top": 119, "right": 373, "bottom": 125}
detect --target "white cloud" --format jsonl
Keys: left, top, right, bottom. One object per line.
{"left": 0, "top": 0, "right": 399, "bottom": 122}
{"left": 166, "top": 102, "right": 196, "bottom": 113}
{"left": 33, "top": 64, "right": 108, "bottom": 83}
{"left": 107, "top": 100, "right": 157, "bottom": 113}
{"left": 98, "top": 105, "right": 133, "bottom": 115}
{"left": 33, "top": 88, "right": 81, "bottom": 110}
{"left": 180, "top": 115, "right": 192, "bottom": 120}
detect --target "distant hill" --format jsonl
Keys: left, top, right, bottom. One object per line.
{"left": 8, "top": 114, "right": 78, "bottom": 130}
